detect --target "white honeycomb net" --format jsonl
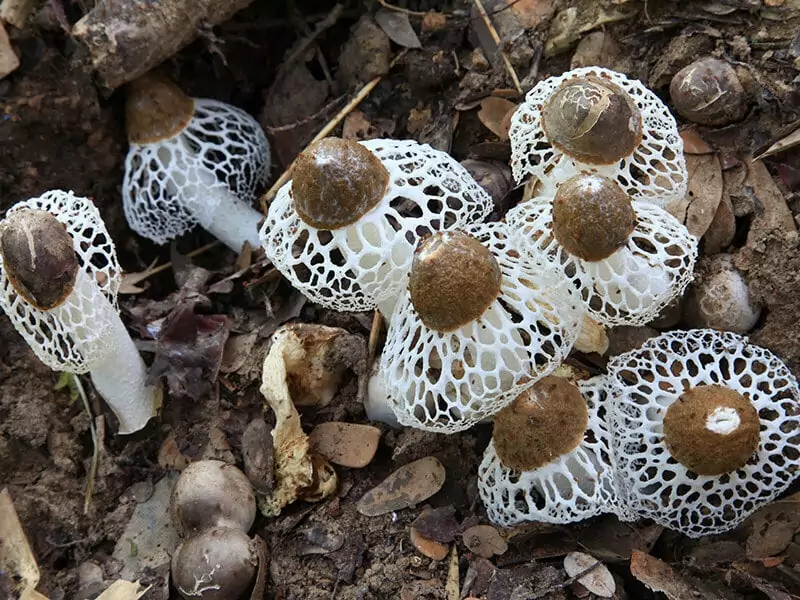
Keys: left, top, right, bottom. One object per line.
{"left": 509, "top": 67, "right": 687, "bottom": 207}
{"left": 606, "top": 329, "right": 800, "bottom": 538}
{"left": 0, "top": 191, "right": 122, "bottom": 373}
{"left": 260, "top": 139, "right": 493, "bottom": 312}
{"left": 123, "top": 99, "right": 270, "bottom": 244}
{"left": 479, "top": 375, "right": 630, "bottom": 526}
{"left": 380, "top": 222, "right": 583, "bottom": 433}
{"left": 506, "top": 197, "right": 697, "bottom": 327}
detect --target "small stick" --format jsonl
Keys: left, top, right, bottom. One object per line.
{"left": 74, "top": 375, "right": 100, "bottom": 515}
{"left": 472, "top": 0, "right": 523, "bottom": 95}
{"left": 261, "top": 76, "right": 382, "bottom": 210}
{"left": 377, "top": 0, "right": 427, "bottom": 16}
{"left": 367, "top": 309, "right": 383, "bottom": 368}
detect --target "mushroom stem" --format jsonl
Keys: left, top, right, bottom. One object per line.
{"left": 202, "top": 186, "right": 263, "bottom": 253}
{"left": 68, "top": 270, "right": 157, "bottom": 434}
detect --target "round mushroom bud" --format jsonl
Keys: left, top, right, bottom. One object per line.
{"left": 607, "top": 329, "right": 800, "bottom": 538}
{"left": 170, "top": 460, "right": 256, "bottom": 536}
{"left": 683, "top": 253, "right": 761, "bottom": 334}
{"left": 171, "top": 527, "right": 257, "bottom": 600}
{"left": 479, "top": 375, "right": 630, "bottom": 526}
{"left": 260, "top": 137, "right": 493, "bottom": 313}
{"left": 123, "top": 72, "right": 270, "bottom": 252}
{"left": 0, "top": 191, "right": 158, "bottom": 434}
{"left": 506, "top": 174, "right": 698, "bottom": 327}
{"left": 509, "top": 67, "right": 687, "bottom": 207}
{"left": 670, "top": 57, "right": 748, "bottom": 126}
{"left": 380, "top": 222, "right": 584, "bottom": 433}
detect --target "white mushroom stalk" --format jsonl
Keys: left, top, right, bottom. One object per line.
{"left": 509, "top": 66, "right": 687, "bottom": 207}
{"left": 478, "top": 375, "right": 631, "bottom": 527}
{"left": 0, "top": 191, "right": 158, "bottom": 434}
{"left": 606, "top": 329, "right": 800, "bottom": 538}
{"left": 381, "top": 222, "right": 583, "bottom": 433}
{"left": 123, "top": 73, "right": 270, "bottom": 252}
{"left": 260, "top": 137, "right": 493, "bottom": 312}
{"left": 506, "top": 174, "right": 697, "bottom": 327}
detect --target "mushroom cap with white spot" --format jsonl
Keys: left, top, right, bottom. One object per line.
{"left": 606, "top": 329, "right": 800, "bottom": 538}
{"left": 506, "top": 196, "right": 697, "bottom": 327}
{"left": 123, "top": 99, "right": 270, "bottom": 244}
{"left": 478, "top": 375, "right": 632, "bottom": 526}
{"left": 380, "top": 221, "right": 583, "bottom": 433}
{"left": 0, "top": 191, "right": 122, "bottom": 373}
{"left": 509, "top": 67, "right": 687, "bottom": 207}
{"left": 260, "top": 139, "right": 493, "bottom": 312}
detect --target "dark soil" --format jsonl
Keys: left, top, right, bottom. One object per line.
{"left": 3, "top": 1, "right": 800, "bottom": 599}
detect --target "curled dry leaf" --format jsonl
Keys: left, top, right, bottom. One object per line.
{"left": 564, "top": 552, "right": 614, "bottom": 598}
{"left": 679, "top": 127, "right": 714, "bottom": 155}
{"left": 574, "top": 314, "right": 609, "bottom": 355}
{"left": 0, "top": 489, "right": 48, "bottom": 600}
{"left": 461, "top": 525, "right": 508, "bottom": 559}
{"left": 478, "top": 97, "right": 517, "bottom": 140}
{"left": 375, "top": 8, "right": 421, "bottom": 48}
{"left": 410, "top": 527, "right": 449, "bottom": 561}
{"left": 745, "top": 492, "right": 800, "bottom": 560}
{"left": 309, "top": 422, "right": 381, "bottom": 468}
{"left": 258, "top": 325, "right": 340, "bottom": 516}
{"left": 755, "top": 122, "right": 800, "bottom": 160}
{"left": 356, "top": 457, "right": 446, "bottom": 516}
{"left": 667, "top": 153, "right": 723, "bottom": 238}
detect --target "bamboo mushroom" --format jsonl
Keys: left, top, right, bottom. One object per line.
{"left": 0, "top": 191, "right": 158, "bottom": 434}
{"left": 123, "top": 73, "right": 270, "bottom": 253}
{"left": 509, "top": 67, "right": 688, "bottom": 206}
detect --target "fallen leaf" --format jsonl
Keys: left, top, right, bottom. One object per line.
{"left": 410, "top": 527, "right": 449, "bottom": 560}
{"left": 667, "top": 153, "right": 723, "bottom": 238}
{"left": 119, "top": 258, "right": 159, "bottom": 295}
{"left": 578, "top": 515, "right": 663, "bottom": 562}
{"left": 462, "top": 525, "right": 508, "bottom": 559}
{"left": 0, "top": 21, "right": 19, "bottom": 79}
{"left": 570, "top": 31, "right": 621, "bottom": 69}
{"left": 545, "top": 4, "right": 638, "bottom": 57}
{"left": 745, "top": 160, "right": 798, "bottom": 243}
{"left": 95, "top": 580, "right": 149, "bottom": 600}
{"left": 111, "top": 474, "right": 180, "bottom": 581}
{"left": 157, "top": 434, "right": 188, "bottom": 471}
{"left": 375, "top": 8, "right": 421, "bottom": 48}
{"left": 411, "top": 505, "right": 461, "bottom": 543}
{"left": 630, "top": 551, "right": 726, "bottom": 600}
{"left": 220, "top": 332, "right": 259, "bottom": 374}
{"left": 703, "top": 192, "right": 736, "bottom": 254}
{"left": 242, "top": 418, "right": 274, "bottom": 494}
{"left": 309, "top": 422, "right": 381, "bottom": 468}
{"left": 564, "top": 552, "right": 614, "bottom": 597}
{"left": 680, "top": 126, "right": 714, "bottom": 154}
{"left": 478, "top": 97, "right": 516, "bottom": 140}
{"left": 755, "top": 122, "right": 800, "bottom": 160}
{"left": 746, "top": 492, "right": 800, "bottom": 560}
{"left": 0, "top": 489, "right": 45, "bottom": 600}
{"left": 294, "top": 523, "right": 345, "bottom": 555}
{"left": 356, "top": 457, "right": 446, "bottom": 516}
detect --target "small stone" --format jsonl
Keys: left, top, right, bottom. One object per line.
{"left": 309, "top": 422, "right": 381, "bottom": 468}
{"left": 356, "top": 457, "right": 446, "bottom": 516}
{"left": 410, "top": 527, "right": 449, "bottom": 560}
{"left": 563, "top": 552, "right": 615, "bottom": 598}
{"left": 461, "top": 525, "right": 508, "bottom": 558}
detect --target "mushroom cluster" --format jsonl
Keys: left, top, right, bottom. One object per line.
{"left": 170, "top": 460, "right": 259, "bottom": 600}
{"left": 478, "top": 329, "right": 800, "bottom": 538}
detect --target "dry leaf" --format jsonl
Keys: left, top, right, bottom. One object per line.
{"left": 258, "top": 325, "right": 340, "bottom": 516}
{"left": 545, "top": 4, "right": 638, "bottom": 57}
{"left": 410, "top": 527, "right": 449, "bottom": 560}
{"left": 119, "top": 258, "right": 159, "bottom": 294}
{"left": 509, "top": 0, "right": 555, "bottom": 28}
{"left": 356, "top": 457, "right": 446, "bottom": 516}
{"left": 564, "top": 552, "right": 615, "bottom": 597}
{"left": 746, "top": 160, "right": 798, "bottom": 242}
{"left": 462, "top": 525, "right": 508, "bottom": 558}
{"left": 680, "top": 126, "right": 714, "bottom": 154}
{"left": 755, "top": 122, "right": 800, "bottom": 160}
{"left": 667, "top": 153, "right": 723, "bottom": 238}
{"left": 95, "top": 580, "right": 149, "bottom": 600}
{"left": 0, "top": 489, "right": 44, "bottom": 600}
{"left": 309, "top": 422, "right": 381, "bottom": 468}
{"left": 375, "top": 8, "right": 421, "bottom": 48}
{"left": 478, "top": 97, "right": 516, "bottom": 140}
{"left": 571, "top": 31, "right": 620, "bottom": 69}
{"left": 220, "top": 332, "right": 259, "bottom": 374}
{"left": 0, "top": 21, "right": 19, "bottom": 79}
{"left": 703, "top": 192, "right": 735, "bottom": 255}
{"left": 745, "top": 492, "right": 800, "bottom": 560}
{"left": 630, "top": 551, "right": 726, "bottom": 600}
{"left": 446, "top": 545, "right": 460, "bottom": 600}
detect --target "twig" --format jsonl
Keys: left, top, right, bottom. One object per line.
{"left": 131, "top": 240, "right": 221, "bottom": 283}
{"left": 367, "top": 310, "right": 382, "bottom": 369}
{"left": 472, "top": 0, "right": 523, "bottom": 95}
{"left": 73, "top": 376, "right": 100, "bottom": 515}
{"left": 377, "top": 0, "right": 427, "bottom": 16}
{"left": 261, "top": 76, "right": 383, "bottom": 209}
{"left": 275, "top": 3, "right": 344, "bottom": 85}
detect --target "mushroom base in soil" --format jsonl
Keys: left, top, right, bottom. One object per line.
{"left": 0, "top": 191, "right": 159, "bottom": 434}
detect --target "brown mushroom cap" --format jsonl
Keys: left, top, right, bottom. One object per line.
{"left": 542, "top": 75, "right": 643, "bottom": 165}
{"left": 551, "top": 174, "right": 637, "bottom": 262}
{"left": 493, "top": 376, "right": 589, "bottom": 472}
{"left": 125, "top": 72, "right": 195, "bottom": 144}
{"left": 292, "top": 137, "right": 390, "bottom": 230}
{"left": 663, "top": 384, "right": 760, "bottom": 476}
{"left": 0, "top": 209, "right": 79, "bottom": 310}
{"left": 669, "top": 57, "right": 747, "bottom": 127}
{"left": 409, "top": 230, "right": 502, "bottom": 332}
{"left": 171, "top": 527, "right": 257, "bottom": 600}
